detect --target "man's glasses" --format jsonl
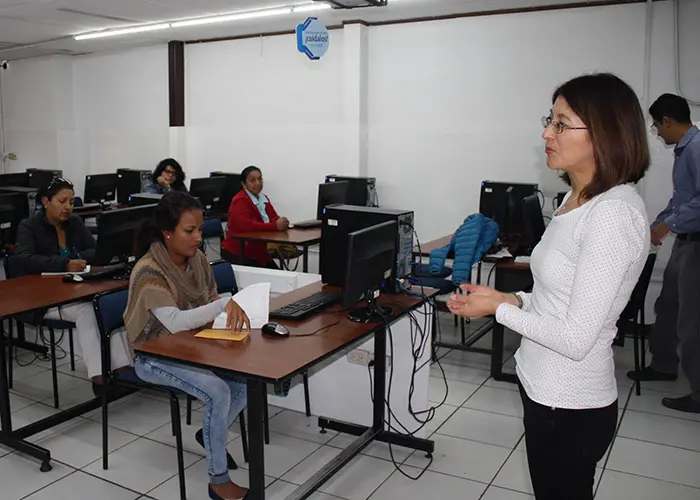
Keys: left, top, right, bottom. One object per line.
{"left": 541, "top": 116, "right": 588, "bottom": 135}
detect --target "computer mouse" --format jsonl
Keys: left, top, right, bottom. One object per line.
{"left": 261, "top": 322, "right": 290, "bottom": 337}
{"left": 62, "top": 274, "right": 83, "bottom": 283}
{"left": 287, "top": 223, "right": 295, "bottom": 229}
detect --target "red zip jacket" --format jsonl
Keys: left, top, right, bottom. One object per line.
{"left": 222, "top": 189, "right": 280, "bottom": 266}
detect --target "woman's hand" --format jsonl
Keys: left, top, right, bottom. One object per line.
{"left": 225, "top": 300, "right": 251, "bottom": 332}
{"left": 276, "top": 217, "right": 290, "bottom": 231}
{"left": 156, "top": 175, "right": 171, "bottom": 188}
{"left": 66, "top": 259, "right": 87, "bottom": 272}
{"left": 447, "top": 284, "right": 516, "bottom": 319}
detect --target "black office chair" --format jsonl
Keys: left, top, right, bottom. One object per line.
{"left": 5, "top": 255, "right": 76, "bottom": 408}
{"left": 616, "top": 253, "right": 657, "bottom": 396}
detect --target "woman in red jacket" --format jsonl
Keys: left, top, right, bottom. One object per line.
{"left": 222, "top": 166, "right": 290, "bottom": 268}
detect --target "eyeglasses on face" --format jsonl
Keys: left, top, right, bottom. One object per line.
{"left": 541, "top": 116, "right": 588, "bottom": 135}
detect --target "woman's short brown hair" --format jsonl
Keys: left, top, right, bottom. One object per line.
{"left": 553, "top": 73, "right": 649, "bottom": 200}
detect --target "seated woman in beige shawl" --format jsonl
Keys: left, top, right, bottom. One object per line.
{"left": 124, "top": 192, "right": 249, "bottom": 500}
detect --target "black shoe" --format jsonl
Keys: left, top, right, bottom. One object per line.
{"left": 208, "top": 484, "right": 247, "bottom": 500}
{"left": 195, "top": 429, "right": 238, "bottom": 470}
{"left": 626, "top": 366, "right": 677, "bottom": 382}
{"left": 661, "top": 395, "right": 700, "bottom": 414}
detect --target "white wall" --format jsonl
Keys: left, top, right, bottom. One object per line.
{"left": 0, "top": 46, "right": 170, "bottom": 197}
{"left": 185, "top": 33, "right": 347, "bottom": 223}
{"left": 2, "top": 1, "right": 700, "bottom": 287}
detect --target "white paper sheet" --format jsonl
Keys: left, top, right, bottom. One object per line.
{"left": 42, "top": 265, "right": 92, "bottom": 276}
{"left": 213, "top": 282, "right": 271, "bottom": 330}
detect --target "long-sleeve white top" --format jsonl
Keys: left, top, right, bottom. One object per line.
{"left": 496, "top": 184, "right": 649, "bottom": 409}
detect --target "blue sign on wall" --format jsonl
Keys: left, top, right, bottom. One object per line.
{"left": 296, "top": 17, "right": 329, "bottom": 60}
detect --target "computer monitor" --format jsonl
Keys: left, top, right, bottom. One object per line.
{"left": 342, "top": 221, "right": 398, "bottom": 323}
{"left": 479, "top": 181, "right": 538, "bottom": 238}
{"left": 84, "top": 173, "right": 118, "bottom": 205}
{"left": 209, "top": 172, "right": 241, "bottom": 214}
{"left": 0, "top": 192, "right": 29, "bottom": 247}
{"left": 521, "top": 193, "right": 546, "bottom": 255}
{"left": 27, "top": 169, "right": 63, "bottom": 190}
{"left": 325, "top": 175, "right": 377, "bottom": 207}
{"left": 94, "top": 204, "right": 156, "bottom": 265}
{"left": 0, "top": 172, "right": 29, "bottom": 188}
{"left": 117, "top": 169, "right": 150, "bottom": 205}
{"left": 317, "top": 181, "right": 350, "bottom": 220}
{"left": 190, "top": 176, "right": 227, "bottom": 213}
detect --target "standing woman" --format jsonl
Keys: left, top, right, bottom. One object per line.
{"left": 221, "top": 165, "right": 289, "bottom": 268}
{"left": 448, "top": 73, "right": 650, "bottom": 500}
{"left": 144, "top": 158, "right": 189, "bottom": 195}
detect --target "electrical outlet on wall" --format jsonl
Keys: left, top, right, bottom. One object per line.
{"left": 347, "top": 349, "right": 371, "bottom": 366}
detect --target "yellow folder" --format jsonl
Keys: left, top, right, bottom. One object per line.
{"left": 195, "top": 330, "right": 250, "bottom": 342}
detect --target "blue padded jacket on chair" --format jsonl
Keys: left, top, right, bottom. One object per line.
{"left": 429, "top": 214, "right": 499, "bottom": 285}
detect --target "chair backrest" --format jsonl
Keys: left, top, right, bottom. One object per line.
{"left": 93, "top": 288, "right": 129, "bottom": 339}
{"left": 5, "top": 254, "right": 19, "bottom": 279}
{"left": 202, "top": 217, "right": 224, "bottom": 240}
{"left": 74, "top": 196, "right": 84, "bottom": 208}
{"left": 210, "top": 260, "right": 238, "bottom": 295}
{"left": 629, "top": 253, "right": 657, "bottom": 309}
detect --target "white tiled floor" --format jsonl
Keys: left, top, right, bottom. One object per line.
{"left": 2, "top": 317, "right": 700, "bottom": 500}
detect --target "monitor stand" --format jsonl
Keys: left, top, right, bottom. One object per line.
{"left": 348, "top": 295, "right": 392, "bottom": 324}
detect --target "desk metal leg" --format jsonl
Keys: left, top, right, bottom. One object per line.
{"left": 491, "top": 322, "right": 517, "bottom": 384}
{"left": 302, "top": 246, "right": 309, "bottom": 273}
{"left": 303, "top": 373, "right": 311, "bottom": 417}
{"left": 247, "top": 380, "right": 267, "bottom": 500}
{"left": 0, "top": 324, "right": 53, "bottom": 471}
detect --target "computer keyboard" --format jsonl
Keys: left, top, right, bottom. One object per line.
{"left": 81, "top": 263, "right": 129, "bottom": 281}
{"left": 270, "top": 290, "right": 342, "bottom": 320}
{"left": 293, "top": 220, "right": 322, "bottom": 229}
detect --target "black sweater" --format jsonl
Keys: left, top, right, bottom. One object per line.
{"left": 13, "top": 211, "right": 96, "bottom": 276}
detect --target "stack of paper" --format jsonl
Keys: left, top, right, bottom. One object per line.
{"left": 195, "top": 283, "right": 272, "bottom": 342}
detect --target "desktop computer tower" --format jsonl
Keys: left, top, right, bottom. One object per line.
{"left": 26, "top": 169, "right": 63, "bottom": 190}
{"left": 479, "top": 181, "right": 538, "bottom": 237}
{"left": 325, "top": 175, "right": 377, "bottom": 207}
{"left": 0, "top": 186, "right": 39, "bottom": 215}
{"left": 117, "top": 169, "right": 151, "bottom": 205}
{"left": 321, "top": 205, "right": 414, "bottom": 293}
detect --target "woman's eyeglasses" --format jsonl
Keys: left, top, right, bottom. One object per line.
{"left": 541, "top": 116, "right": 588, "bottom": 135}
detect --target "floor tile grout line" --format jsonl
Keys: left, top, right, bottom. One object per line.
{"left": 623, "top": 406, "right": 700, "bottom": 425}
{"left": 600, "top": 466, "right": 700, "bottom": 491}
{"left": 17, "top": 467, "right": 81, "bottom": 500}
{"left": 433, "top": 431, "right": 523, "bottom": 452}
{"left": 614, "top": 434, "right": 700, "bottom": 455}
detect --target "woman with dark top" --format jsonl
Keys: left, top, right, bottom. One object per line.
{"left": 144, "top": 158, "right": 189, "bottom": 195}
{"left": 14, "top": 177, "right": 131, "bottom": 390}
{"left": 125, "top": 191, "right": 248, "bottom": 500}
{"left": 448, "top": 74, "right": 650, "bottom": 500}
{"left": 221, "top": 165, "right": 289, "bottom": 268}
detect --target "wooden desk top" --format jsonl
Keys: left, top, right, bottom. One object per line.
{"left": 495, "top": 259, "right": 531, "bottom": 272}
{"left": 413, "top": 234, "right": 453, "bottom": 257}
{"left": 227, "top": 228, "right": 322, "bottom": 245}
{"left": 136, "top": 282, "right": 435, "bottom": 384}
{"left": 0, "top": 275, "right": 128, "bottom": 318}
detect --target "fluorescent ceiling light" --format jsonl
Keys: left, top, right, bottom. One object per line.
{"left": 74, "top": 3, "right": 330, "bottom": 41}
{"left": 74, "top": 23, "right": 170, "bottom": 40}
{"left": 293, "top": 3, "right": 332, "bottom": 12}
{"left": 171, "top": 7, "right": 292, "bottom": 28}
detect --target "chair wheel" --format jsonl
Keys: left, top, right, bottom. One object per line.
{"left": 320, "top": 428, "right": 327, "bottom": 434}
{"left": 40, "top": 461, "right": 52, "bottom": 472}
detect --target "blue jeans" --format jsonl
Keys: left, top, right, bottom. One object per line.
{"left": 134, "top": 355, "right": 247, "bottom": 485}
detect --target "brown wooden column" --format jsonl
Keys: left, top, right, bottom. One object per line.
{"left": 168, "top": 40, "right": 185, "bottom": 127}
